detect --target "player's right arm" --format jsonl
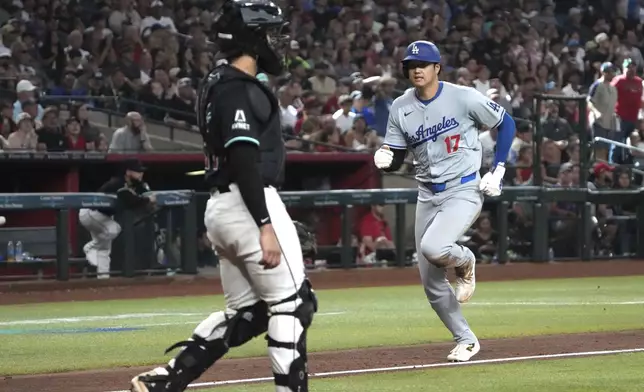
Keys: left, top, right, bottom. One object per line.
{"left": 215, "top": 82, "right": 280, "bottom": 268}
{"left": 375, "top": 107, "right": 407, "bottom": 172}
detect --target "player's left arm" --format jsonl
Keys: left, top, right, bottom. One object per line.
{"left": 468, "top": 89, "right": 516, "bottom": 196}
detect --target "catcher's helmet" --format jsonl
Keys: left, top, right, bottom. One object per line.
{"left": 213, "top": 0, "right": 289, "bottom": 76}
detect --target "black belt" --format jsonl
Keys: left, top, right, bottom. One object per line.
{"left": 211, "top": 184, "right": 276, "bottom": 194}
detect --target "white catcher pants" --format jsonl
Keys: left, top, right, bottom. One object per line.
{"left": 78, "top": 208, "right": 121, "bottom": 277}
{"left": 204, "top": 184, "right": 305, "bottom": 309}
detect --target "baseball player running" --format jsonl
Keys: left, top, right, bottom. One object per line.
{"left": 79, "top": 159, "right": 153, "bottom": 279}
{"left": 374, "top": 41, "right": 515, "bottom": 362}
{"left": 130, "top": 1, "right": 317, "bottom": 391}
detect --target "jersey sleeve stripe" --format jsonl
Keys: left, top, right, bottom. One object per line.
{"left": 224, "top": 136, "right": 260, "bottom": 148}
{"left": 491, "top": 108, "right": 506, "bottom": 130}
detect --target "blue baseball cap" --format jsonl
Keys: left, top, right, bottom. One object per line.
{"left": 600, "top": 62, "right": 615, "bottom": 73}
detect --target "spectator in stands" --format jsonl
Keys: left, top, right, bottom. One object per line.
{"left": 514, "top": 145, "right": 533, "bottom": 185}
{"left": 116, "top": 48, "right": 143, "bottom": 90}
{"left": 65, "top": 117, "right": 92, "bottom": 151}
{"left": 20, "top": 99, "right": 41, "bottom": 128}
{"left": 289, "top": 60, "right": 313, "bottom": 91}
{"left": 109, "top": 111, "right": 152, "bottom": 153}
{"left": 278, "top": 84, "right": 298, "bottom": 131}
{"left": 309, "top": 62, "right": 336, "bottom": 101}
{"left": 541, "top": 139, "right": 561, "bottom": 185}
{"left": 84, "top": 72, "right": 107, "bottom": 107}
{"left": 350, "top": 90, "right": 375, "bottom": 128}
{"left": 105, "top": 68, "right": 137, "bottom": 112}
{"left": 108, "top": 0, "right": 143, "bottom": 36}
{"left": 612, "top": 58, "right": 642, "bottom": 163}
{"left": 11, "top": 38, "right": 35, "bottom": 78}
{"left": 7, "top": 112, "right": 37, "bottom": 150}
{"left": 0, "top": 101, "right": 16, "bottom": 139}
{"left": 540, "top": 100, "right": 574, "bottom": 149}
{"left": 310, "top": 114, "right": 342, "bottom": 152}
{"left": 473, "top": 66, "right": 492, "bottom": 96}
{"left": 49, "top": 70, "right": 87, "bottom": 97}
{"left": 140, "top": 1, "right": 177, "bottom": 34}
{"left": 165, "top": 77, "right": 197, "bottom": 129}
{"left": 13, "top": 79, "right": 43, "bottom": 122}
{"left": 588, "top": 62, "right": 618, "bottom": 162}
{"left": 331, "top": 94, "right": 355, "bottom": 134}
{"left": 285, "top": 40, "right": 310, "bottom": 70}
{"left": 36, "top": 106, "right": 66, "bottom": 151}
{"left": 138, "top": 80, "right": 170, "bottom": 122}
{"left": 344, "top": 115, "right": 378, "bottom": 152}
{"left": 588, "top": 162, "right": 614, "bottom": 190}
{"left": 187, "top": 49, "right": 213, "bottom": 85}
{"left": 510, "top": 122, "right": 533, "bottom": 159}
{"left": 359, "top": 204, "right": 394, "bottom": 264}
{"left": 71, "top": 102, "right": 103, "bottom": 146}
{"left": 464, "top": 215, "right": 497, "bottom": 263}
{"left": 373, "top": 76, "right": 395, "bottom": 137}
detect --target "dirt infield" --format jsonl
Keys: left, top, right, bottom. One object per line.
{"left": 1, "top": 261, "right": 644, "bottom": 392}
{"left": 1, "top": 260, "right": 643, "bottom": 305}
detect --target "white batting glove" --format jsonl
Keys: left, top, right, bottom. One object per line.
{"left": 479, "top": 164, "right": 506, "bottom": 197}
{"left": 374, "top": 145, "right": 394, "bottom": 169}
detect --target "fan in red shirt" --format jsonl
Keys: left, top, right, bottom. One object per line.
{"left": 65, "top": 117, "right": 89, "bottom": 151}
{"left": 358, "top": 204, "right": 394, "bottom": 256}
{"left": 611, "top": 58, "right": 642, "bottom": 161}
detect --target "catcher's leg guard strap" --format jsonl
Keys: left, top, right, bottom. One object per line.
{"left": 267, "top": 279, "right": 318, "bottom": 392}
{"left": 161, "top": 301, "right": 269, "bottom": 391}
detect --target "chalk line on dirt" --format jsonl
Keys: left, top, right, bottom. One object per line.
{"left": 104, "top": 347, "right": 644, "bottom": 392}
{"left": 0, "top": 311, "right": 345, "bottom": 327}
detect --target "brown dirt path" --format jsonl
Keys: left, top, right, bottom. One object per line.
{"left": 2, "top": 330, "right": 643, "bottom": 392}
{"left": 1, "top": 260, "right": 643, "bottom": 305}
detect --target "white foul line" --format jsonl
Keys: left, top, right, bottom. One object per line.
{"left": 0, "top": 311, "right": 345, "bottom": 327}
{"left": 105, "top": 347, "right": 644, "bottom": 392}
{"left": 0, "top": 313, "right": 204, "bottom": 326}
{"left": 467, "top": 301, "right": 644, "bottom": 306}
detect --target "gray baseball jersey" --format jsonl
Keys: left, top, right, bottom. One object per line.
{"left": 384, "top": 82, "right": 505, "bottom": 183}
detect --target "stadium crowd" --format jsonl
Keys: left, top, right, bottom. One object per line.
{"left": 0, "top": 0, "right": 642, "bottom": 264}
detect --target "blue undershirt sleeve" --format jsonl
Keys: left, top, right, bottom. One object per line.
{"left": 494, "top": 112, "right": 516, "bottom": 167}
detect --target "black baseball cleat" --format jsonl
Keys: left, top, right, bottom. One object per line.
{"left": 131, "top": 368, "right": 173, "bottom": 392}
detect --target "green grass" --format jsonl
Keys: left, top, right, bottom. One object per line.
{"left": 1, "top": 276, "right": 643, "bottom": 375}
{"left": 201, "top": 352, "right": 644, "bottom": 392}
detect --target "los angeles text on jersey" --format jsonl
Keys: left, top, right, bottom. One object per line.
{"left": 405, "top": 116, "right": 460, "bottom": 147}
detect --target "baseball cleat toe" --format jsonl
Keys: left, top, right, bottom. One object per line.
{"left": 447, "top": 341, "right": 480, "bottom": 362}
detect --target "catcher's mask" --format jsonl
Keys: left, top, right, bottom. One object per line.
{"left": 293, "top": 221, "right": 317, "bottom": 259}
{"left": 213, "top": 0, "right": 289, "bottom": 76}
